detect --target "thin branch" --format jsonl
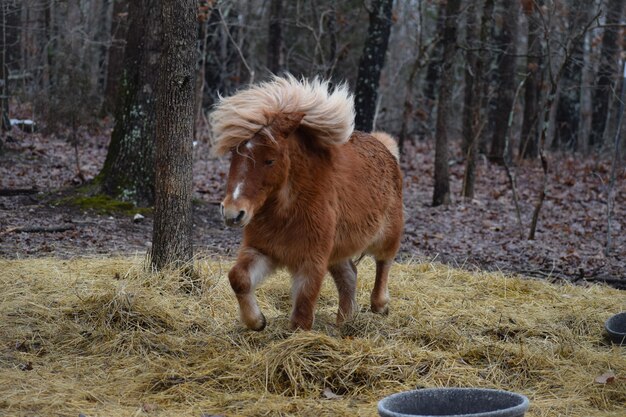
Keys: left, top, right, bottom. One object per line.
{"left": 528, "top": 6, "right": 601, "bottom": 240}
{"left": 0, "top": 188, "right": 38, "bottom": 196}
{"left": 0, "top": 225, "right": 75, "bottom": 236}
{"left": 605, "top": 59, "right": 626, "bottom": 255}
{"left": 504, "top": 76, "right": 528, "bottom": 239}
{"left": 217, "top": 7, "right": 254, "bottom": 84}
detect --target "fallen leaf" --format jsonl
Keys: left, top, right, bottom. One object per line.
{"left": 595, "top": 371, "right": 616, "bottom": 384}
{"left": 142, "top": 403, "right": 158, "bottom": 412}
{"left": 322, "top": 387, "right": 343, "bottom": 400}
{"left": 19, "top": 362, "right": 33, "bottom": 371}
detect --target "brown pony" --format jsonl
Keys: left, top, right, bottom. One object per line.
{"left": 210, "top": 75, "right": 403, "bottom": 331}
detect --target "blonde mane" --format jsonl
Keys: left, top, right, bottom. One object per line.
{"left": 210, "top": 75, "right": 355, "bottom": 156}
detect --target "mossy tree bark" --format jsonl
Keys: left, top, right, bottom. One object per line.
{"left": 150, "top": 0, "right": 196, "bottom": 270}
{"left": 432, "top": 0, "right": 461, "bottom": 207}
{"left": 354, "top": 0, "right": 393, "bottom": 133}
{"left": 97, "top": 0, "right": 160, "bottom": 207}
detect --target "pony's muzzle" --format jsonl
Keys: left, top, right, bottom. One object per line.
{"left": 221, "top": 203, "right": 247, "bottom": 227}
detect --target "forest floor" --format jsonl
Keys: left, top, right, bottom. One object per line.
{"left": 1, "top": 124, "right": 625, "bottom": 289}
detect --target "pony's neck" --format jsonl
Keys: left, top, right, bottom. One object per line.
{"left": 271, "top": 129, "right": 333, "bottom": 215}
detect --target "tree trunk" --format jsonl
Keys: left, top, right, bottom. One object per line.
{"left": 325, "top": 4, "right": 338, "bottom": 78}
{"left": 424, "top": 0, "right": 446, "bottom": 103}
{"left": 194, "top": 1, "right": 212, "bottom": 140}
{"left": 1, "top": 0, "right": 20, "bottom": 133}
{"left": 519, "top": 1, "right": 543, "bottom": 159}
{"left": 0, "top": 1, "right": 10, "bottom": 132}
{"left": 588, "top": 0, "right": 623, "bottom": 148}
{"left": 150, "top": 0, "right": 196, "bottom": 270}
{"left": 203, "top": 4, "right": 237, "bottom": 109}
{"left": 553, "top": 0, "right": 587, "bottom": 151}
{"left": 433, "top": 0, "right": 461, "bottom": 207}
{"left": 97, "top": 0, "right": 160, "bottom": 207}
{"left": 267, "top": 0, "right": 284, "bottom": 74}
{"left": 354, "top": 0, "right": 393, "bottom": 132}
{"left": 102, "top": 0, "right": 129, "bottom": 115}
{"left": 488, "top": 0, "right": 520, "bottom": 164}
{"left": 462, "top": 0, "right": 495, "bottom": 199}
{"left": 461, "top": 2, "right": 479, "bottom": 157}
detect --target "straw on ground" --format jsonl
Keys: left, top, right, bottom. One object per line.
{"left": 0, "top": 257, "right": 624, "bottom": 416}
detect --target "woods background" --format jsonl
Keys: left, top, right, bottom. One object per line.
{"left": 1, "top": 0, "right": 625, "bottom": 277}
{"left": 2, "top": 0, "right": 624, "bottom": 156}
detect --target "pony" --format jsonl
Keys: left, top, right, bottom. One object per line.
{"left": 210, "top": 75, "right": 403, "bottom": 331}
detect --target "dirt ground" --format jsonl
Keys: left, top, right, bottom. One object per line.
{"left": 1, "top": 126, "right": 625, "bottom": 289}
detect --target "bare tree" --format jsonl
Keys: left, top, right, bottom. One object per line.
{"left": 424, "top": 0, "right": 446, "bottom": 104}
{"left": 433, "top": 0, "right": 462, "bottom": 206}
{"left": 0, "top": 0, "right": 21, "bottom": 132}
{"left": 462, "top": 0, "right": 495, "bottom": 199}
{"left": 519, "top": 0, "right": 543, "bottom": 160}
{"left": 267, "top": 0, "right": 284, "bottom": 74}
{"left": 553, "top": 0, "right": 588, "bottom": 151}
{"left": 397, "top": 1, "right": 439, "bottom": 153}
{"left": 150, "top": 0, "right": 196, "bottom": 270}
{"left": 102, "top": 0, "right": 129, "bottom": 115}
{"left": 0, "top": 0, "right": 13, "bottom": 132}
{"left": 588, "top": 0, "right": 623, "bottom": 148}
{"left": 528, "top": 4, "right": 600, "bottom": 240}
{"left": 354, "top": 0, "right": 393, "bottom": 132}
{"left": 488, "top": 0, "right": 520, "bottom": 163}
{"left": 461, "top": 2, "right": 480, "bottom": 157}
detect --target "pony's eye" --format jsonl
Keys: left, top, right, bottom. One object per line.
{"left": 265, "top": 159, "right": 275, "bottom": 166}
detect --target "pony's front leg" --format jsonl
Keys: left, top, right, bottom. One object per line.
{"left": 228, "top": 249, "right": 274, "bottom": 330}
{"left": 290, "top": 264, "right": 326, "bottom": 330}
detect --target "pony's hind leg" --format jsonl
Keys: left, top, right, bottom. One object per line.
{"left": 328, "top": 260, "right": 358, "bottom": 325}
{"left": 371, "top": 259, "right": 392, "bottom": 314}
{"left": 228, "top": 248, "right": 274, "bottom": 330}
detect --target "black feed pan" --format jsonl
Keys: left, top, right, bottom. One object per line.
{"left": 378, "top": 387, "right": 530, "bottom": 417}
{"left": 605, "top": 312, "right": 626, "bottom": 345}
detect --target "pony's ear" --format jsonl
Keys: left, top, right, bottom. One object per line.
{"left": 271, "top": 112, "right": 305, "bottom": 138}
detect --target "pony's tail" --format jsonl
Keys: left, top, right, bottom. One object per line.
{"left": 371, "top": 131, "right": 399, "bottom": 161}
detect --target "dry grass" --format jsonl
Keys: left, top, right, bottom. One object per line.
{"left": 0, "top": 256, "right": 625, "bottom": 417}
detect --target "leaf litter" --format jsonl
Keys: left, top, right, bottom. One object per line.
{"left": 1, "top": 130, "right": 625, "bottom": 288}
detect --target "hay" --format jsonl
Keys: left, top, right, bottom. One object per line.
{"left": 0, "top": 256, "right": 625, "bottom": 417}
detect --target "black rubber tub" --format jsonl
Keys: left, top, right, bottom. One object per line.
{"left": 378, "top": 388, "right": 530, "bottom": 417}
{"left": 605, "top": 312, "right": 626, "bottom": 345}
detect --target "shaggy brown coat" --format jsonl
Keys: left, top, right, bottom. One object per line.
{"left": 212, "top": 76, "right": 403, "bottom": 330}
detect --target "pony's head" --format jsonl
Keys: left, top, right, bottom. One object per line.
{"left": 210, "top": 75, "right": 355, "bottom": 227}
{"left": 220, "top": 112, "right": 304, "bottom": 227}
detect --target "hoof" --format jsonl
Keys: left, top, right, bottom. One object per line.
{"left": 371, "top": 304, "right": 389, "bottom": 315}
{"left": 336, "top": 310, "right": 356, "bottom": 327}
{"left": 289, "top": 318, "right": 313, "bottom": 331}
{"left": 246, "top": 313, "right": 267, "bottom": 331}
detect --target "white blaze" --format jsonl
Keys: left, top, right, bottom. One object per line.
{"left": 233, "top": 182, "right": 243, "bottom": 200}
